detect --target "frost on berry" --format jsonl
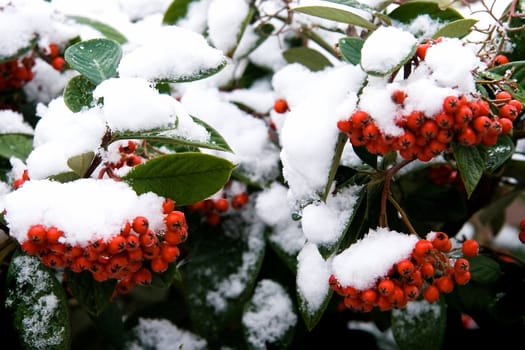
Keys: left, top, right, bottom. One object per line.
{"left": 2, "top": 178, "right": 189, "bottom": 296}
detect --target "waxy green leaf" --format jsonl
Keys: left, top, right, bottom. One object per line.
{"left": 63, "top": 74, "right": 97, "bottom": 112}
{"left": 292, "top": 5, "right": 376, "bottom": 29}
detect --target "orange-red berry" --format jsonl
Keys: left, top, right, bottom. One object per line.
{"left": 273, "top": 99, "right": 289, "bottom": 113}
{"left": 132, "top": 216, "right": 149, "bottom": 235}
{"left": 462, "top": 239, "right": 479, "bottom": 257}
{"left": 423, "top": 284, "right": 440, "bottom": 303}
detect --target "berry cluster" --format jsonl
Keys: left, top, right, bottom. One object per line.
{"left": 187, "top": 191, "right": 249, "bottom": 226}
{"left": 337, "top": 92, "right": 522, "bottom": 162}
{"left": 330, "top": 232, "right": 479, "bottom": 312}
{"left": 0, "top": 55, "right": 35, "bottom": 91}
{"left": 19, "top": 198, "right": 187, "bottom": 296}
{"left": 98, "top": 140, "right": 142, "bottom": 179}
{"left": 41, "top": 43, "right": 66, "bottom": 72}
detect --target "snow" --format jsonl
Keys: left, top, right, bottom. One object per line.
{"left": 2, "top": 178, "right": 166, "bottom": 246}
{"left": 242, "top": 279, "right": 297, "bottom": 349}
{"left": 126, "top": 318, "right": 207, "bottom": 350}
{"left": 360, "top": 26, "right": 417, "bottom": 74}
{"left": 296, "top": 243, "right": 331, "bottom": 312}
{"left": 207, "top": 0, "right": 250, "bottom": 54}
{"left": 0, "top": 110, "right": 34, "bottom": 134}
{"left": 118, "top": 25, "right": 227, "bottom": 82}
{"left": 331, "top": 227, "right": 419, "bottom": 290}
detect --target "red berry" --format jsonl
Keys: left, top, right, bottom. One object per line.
{"left": 377, "top": 279, "right": 395, "bottom": 296}
{"left": 337, "top": 118, "right": 352, "bottom": 133}
{"left": 150, "top": 257, "right": 168, "bottom": 273}
{"left": 495, "top": 91, "right": 512, "bottom": 101}
{"left": 443, "top": 96, "right": 460, "bottom": 114}
{"left": 350, "top": 110, "right": 371, "bottom": 129}
{"left": 27, "top": 224, "right": 47, "bottom": 244}
{"left": 160, "top": 243, "right": 180, "bottom": 263}
{"left": 472, "top": 115, "right": 492, "bottom": 134}
{"left": 493, "top": 54, "right": 509, "bottom": 66}
{"left": 520, "top": 219, "right": 525, "bottom": 232}
{"left": 499, "top": 103, "right": 518, "bottom": 121}
{"left": 454, "top": 270, "right": 471, "bottom": 285}
{"left": 462, "top": 239, "right": 479, "bottom": 257}
{"left": 132, "top": 216, "right": 149, "bottom": 235}
{"left": 391, "top": 89, "right": 407, "bottom": 105}
{"left": 435, "top": 275, "right": 455, "bottom": 293}
{"left": 231, "top": 192, "right": 249, "bottom": 209}
{"left": 413, "top": 239, "right": 433, "bottom": 258}
{"left": 133, "top": 268, "right": 152, "bottom": 285}
{"left": 214, "top": 198, "right": 229, "bottom": 212}
{"left": 396, "top": 259, "right": 415, "bottom": 277}
{"left": 423, "top": 285, "right": 440, "bottom": 303}
{"left": 46, "top": 226, "right": 63, "bottom": 244}
{"left": 519, "top": 231, "right": 525, "bottom": 244}
{"left": 108, "top": 235, "right": 126, "bottom": 254}
{"left": 273, "top": 99, "right": 289, "bottom": 113}
{"left": 51, "top": 56, "right": 66, "bottom": 71}
{"left": 162, "top": 198, "right": 175, "bottom": 214}
{"left": 416, "top": 43, "right": 430, "bottom": 60}
{"left": 454, "top": 258, "right": 470, "bottom": 274}
{"left": 165, "top": 211, "right": 187, "bottom": 231}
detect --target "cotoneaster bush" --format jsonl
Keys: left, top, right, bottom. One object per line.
{"left": 1, "top": 0, "right": 525, "bottom": 349}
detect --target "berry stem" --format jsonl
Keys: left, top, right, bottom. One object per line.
{"left": 388, "top": 194, "right": 417, "bottom": 235}
{"left": 379, "top": 159, "right": 413, "bottom": 228}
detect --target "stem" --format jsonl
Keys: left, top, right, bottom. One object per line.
{"left": 388, "top": 194, "right": 417, "bottom": 235}
{"left": 301, "top": 26, "right": 340, "bottom": 59}
{"left": 378, "top": 159, "right": 413, "bottom": 228}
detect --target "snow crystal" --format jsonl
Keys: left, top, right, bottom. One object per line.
{"left": 207, "top": 0, "right": 250, "bottom": 54}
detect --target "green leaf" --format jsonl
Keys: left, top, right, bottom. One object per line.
{"left": 113, "top": 115, "right": 232, "bottom": 153}
{"left": 63, "top": 75, "right": 97, "bottom": 112}
{"left": 283, "top": 47, "right": 333, "bottom": 72}
{"left": 64, "top": 38, "right": 122, "bottom": 85}
{"left": 0, "top": 37, "right": 37, "bottom": 64}
{"left": 122, "top": 152, "right": 235, "bottom": 206}
{"left": 0, "top": 134, "right": 32, "bottom": 160}
{"left": 89, "top": 303, "right": 125, "bottom": 350}
{"left": 485, "top": 134, "right": 515, "bottom": 173}
{"left": 388, "top": 1, "right": 464, "bottom": 24}
{"left": 162, "top": 0, "right": 196, "bottom": 25}
{"left": 67, "top": 16, "right": 128, "bottom": 44}
{"left": 67, "top": 151, "right": 95, "bottom": 177}
{"left": 338, "top": 37, "right": 364, "bottom": 65}
{"left": 432, "top": 18, "right": 478, "bottom": 39}
{"left": 391, "top": 298, "right": 447, "bottom": 350}
{"left": 65, "top": 270, "right": 116, "bottom": 316}
{"left": 323, "top": 0, "right": 373, "bottom": 10}
{"left": 353, "top": 145, "right": 377, "bottom": 169}
{"left": 292, "top": 5, "right": 376, "bottom": 30}
{"left": 48, "top": 171, "right": 81, "bottom": 183}
{"left": 229, "top": 6, "right": 256, "bottom": 57}
{"left": 453, "top": 143, "right": 487, "bottom": 197}
{"left": 181, "top": 214, "right": 266, "bottom": 342}
{"left": 6, "top": 249, "right": 71, "bottom": 350}
{"left": 157, "top": 59, "right": 228, "bottom": 83}
{"left": 468, "top": 255, "right": 502, "bottom": 284}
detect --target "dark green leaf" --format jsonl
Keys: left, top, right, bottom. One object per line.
{"left": 181, "top": 214, "right": 266, "bottom": 342}
{"left": 391, "top": 298, "right": 447, "bottom": 350}
{"left": 403, "top": 183, "right": 467, "bottom": 222}
{"left": 485, "top": 134, "right": 515, "bottom": 173}
{"left": 6, "top": 249, "right": 71, "bottom": 350}
{"left": 64, "top": 38, "right": 122, "bottom": 85}
{"left": 0, "top": 134, "right": 32, "bottom": 160}
{"left": 122, "top": 152, "right": 235, "bottom": 206}
{"left": 67, "top": 16, "right": 128, "bottom": 44}
{"left": 292, "top": 5, "right": 376, "bottom": 29}
{"left": 388, "top": 1, "right": 464, "bottom": 24}
{"left": 338, "top": 37, "right": 364, "bottom": 65}
{"left": 297, "top": 280, "right": 333, "bottom": 331}
{"left": 265, "top": 226, "right": 301, "bottom": 273}
{"left": 453, "top": 143, "right": 487, "bottom": 197}
{"left": 65, "top": 270, "right": 116, "bottom": 316}
{"left": 468, "top": 255, "right": 502, "bottom": 284}
{"left": 48, "top": 171, "right": 81, "bottom": 183}
{"left": 162, "top": 0, "right": 196, "bottom": 25}
{"left": 323, "top": 0, "right": 373, "bottom": 10}
{"left": 113, "top": 115, "right": 232, "bottom": 153}
{"left": 283, "top": 47, "right": 333, "bottom": 72}
{"left": 63, "top": 75, "right": 97, "bottom": 112}
{"left": 432, "top": 19, "right": 478, "bottom": 39}
{"left": 0, "top": 37, "right": 37, "bottom": 64}
{"left": 67, "top": 151, "right": 95, "bottom": 177}
{"left": 90, "top": 303, "right": 125, "bottom": 349}
{"left": 353, "top": 145, "right": 377, "bottom": 169}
